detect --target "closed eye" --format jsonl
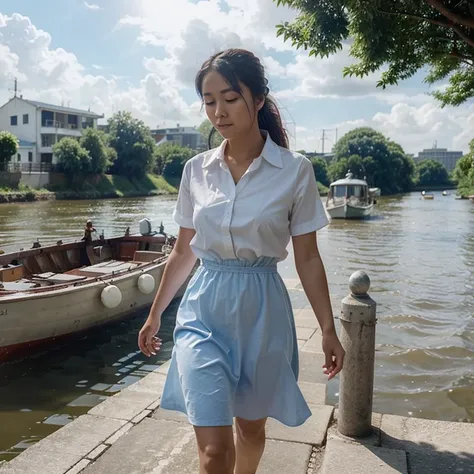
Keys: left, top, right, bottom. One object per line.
{"left": 205, "top": 101, "right": 215, "bottom": 106}
{"left": 226, "top": 98, "right": 238, "bottom": 103}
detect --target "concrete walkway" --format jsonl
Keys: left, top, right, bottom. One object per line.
{"left": 1, "top": 279, "right": 473, "bottom": 473}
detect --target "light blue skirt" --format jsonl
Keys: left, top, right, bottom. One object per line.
{"left": 159, "top": 257, "right": 312, "bottom": 427}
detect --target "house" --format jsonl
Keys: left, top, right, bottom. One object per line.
{"left": 0, "top": 96, "right": 103, "bottom": 168}
{"left": 151, "top": 124, "right": 206, "bottom": 151}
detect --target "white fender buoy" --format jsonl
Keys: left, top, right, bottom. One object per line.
{"left": 101, "top": 285, "right": 122, "bottom": 308}
{"left": 138, "top": 274, "right": 155, "bottom": 294}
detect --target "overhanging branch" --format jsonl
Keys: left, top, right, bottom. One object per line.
{"left": 377, "top": 8, "right": 449, "bottom": 27}
{"left": 451, "top": 24, "right": 474, "bottom": 48}
{"left": 449, "top": 51, "right": 474, "bottom": 67}
{"left": 377, "top": 8, "right": 474, "bottom": 48}
{"left": 425, "top": 0, "right": 474, "bottom": 29}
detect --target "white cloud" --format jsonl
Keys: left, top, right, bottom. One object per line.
{"left": 295, "top": 101, "right": 474, "bottom": 154}
{"left": 1, "top": 3, "right": 471, "bottom": 157}
{"left": 84, "top": 2, "right": 102, "bottom": 11}
{"left": 121, "top": 0, "right": 295, "bottom": 51}
{"left": 0, "top": 12, "right": 193, "bottom": 128}
{"left": 275, "top": 44, "right": 386, "bottom": 101}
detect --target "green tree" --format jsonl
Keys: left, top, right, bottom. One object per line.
{"left": 328, "top": 154, "right": 375, "bottom": 183}
{"left": 310, "top": 157, "right": 330, "bottom": 187}
{"left": 453, "top": 139, "right": 474, "bottom": 196}
{"left": 108, "top": 111, "right": 156, "bottom": 177}
{"left": 199, "top": 119, "right": 224, "bottom": 149}
{"left": 80, "top": 128, "right": 114, "bottom": 174}
{"left": 330, "top": 127, "right": 415, "bottom": 194}
{"left": 53, "top": 138, "right": 90, "bottom": 175}
{"left": 275, "top": 0, "right": 474, "bottom": 106}
{"left": 416, "top": 159, "right": 451, "bottom": 186}
{"left": 155, "top": 143, "right": 195, "bottom": 177}
{"left": 0, "top": 131, "right": 18, "bottom": 166}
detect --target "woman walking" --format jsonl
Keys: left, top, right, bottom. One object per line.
{"left": 138, "top": 48, "right": 345, "bottom": 474}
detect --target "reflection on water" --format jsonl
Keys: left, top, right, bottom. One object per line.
{"left": 0, "top": 191, "right": 473, "bottom": 460}
{"left": 0, "top": 298, "right": 180, "bottom": 462}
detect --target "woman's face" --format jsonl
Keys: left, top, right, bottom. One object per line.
{"left": 201, "top": 70, "right": 263, "bottom": 141}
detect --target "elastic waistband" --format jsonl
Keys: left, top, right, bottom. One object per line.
{"left": 201, "top": 259, "right": 277, "bottom": 274}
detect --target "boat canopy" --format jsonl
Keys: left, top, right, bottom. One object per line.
{"left": 330, "top": 172, "right": 368, "bottom": 188}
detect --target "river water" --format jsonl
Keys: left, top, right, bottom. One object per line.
{"left": 0, "top": 192, "right": 473, "bottom": 461}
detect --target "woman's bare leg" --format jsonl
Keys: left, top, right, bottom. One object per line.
{"left": 234, "top": 417, "right": 267, "bottom": 474}
{"left": 194, "top": 425, "right": 235, "bottom": 474}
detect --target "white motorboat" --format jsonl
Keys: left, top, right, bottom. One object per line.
{"left": 325, "top": 173, "right": 375, "bottom": 219}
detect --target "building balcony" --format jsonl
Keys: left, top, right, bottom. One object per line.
{"left": 41, "top": 121, "right": 82, "bottom": 137}
{"left": 39, "top": 146, "right": 54, "bottom": 154}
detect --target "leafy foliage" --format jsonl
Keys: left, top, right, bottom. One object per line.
{"left": 453, "top": 138, "right": 474, "bottom": 196}
{"left": 108, "top": 111, "right": 157, "bottom": 177}
{"left": 309, "top": 156, "right": 330, "bottom": 187}
{"left": 328, "top": 127, "right": 415, "bottom": 194}
{"left": 53, "top": 138, "right": 90, "bottom": 175}
{"left": 199, "top": 119, "right": 224, "bottom": 149}
{"left": 80, "top": 128, "right": 115, "bottom": 174}
{"left": 155, "top": 143, "right": 195, "bottom": 178}
{"left": 415, "top": 159, "right": 451, "bottom": 186}
{"left": 0, "top": 131, "right": 19, "bottom": 164}
{"left": 274, "top": 0, "right": 474, "bottom": 106}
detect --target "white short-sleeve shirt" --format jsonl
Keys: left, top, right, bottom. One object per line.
{"left": 173, "top": 130, "right": 329, "bottom": 262}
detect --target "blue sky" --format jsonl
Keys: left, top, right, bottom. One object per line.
{"left": 1, "top": 0, "right": 473, "bottom": 153}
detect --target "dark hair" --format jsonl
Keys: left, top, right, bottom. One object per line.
{"left": 195, "top": 48, "right": 289, "bottom": 149}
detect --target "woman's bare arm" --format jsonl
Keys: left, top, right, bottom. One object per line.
{"left": 148, "top": 227, "right": 197, "bottom": 321}
{"left": 292, "top": 231, "right": 344, "bottom": 379}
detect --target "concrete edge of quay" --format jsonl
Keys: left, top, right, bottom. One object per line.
{"left": 1, "top": 280, "right": 473, "bottom": 473}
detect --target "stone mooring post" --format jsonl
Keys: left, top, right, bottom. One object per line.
{"left": 338, "top": 270, "right": 377, "bottom": 438}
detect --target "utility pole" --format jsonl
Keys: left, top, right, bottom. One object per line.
{"left": 321, "top": 128, "right": 338, "bottom": 154}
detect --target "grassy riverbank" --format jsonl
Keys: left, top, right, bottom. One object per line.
{"left": 0, "top": 185, "right": 54, "bottom": 203}
{"left": 0, "top": 174, "right": 177, "bottom": 203}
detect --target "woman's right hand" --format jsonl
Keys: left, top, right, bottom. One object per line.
{"left": 138, "top": 315, "right": 162, "bottom": 357}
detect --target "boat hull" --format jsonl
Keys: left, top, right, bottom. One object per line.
{"left": 0, "top": 260, "right": 189, "bottom": 362}
{"left": 326, "top": 202, "right": 374, "bottom": 219}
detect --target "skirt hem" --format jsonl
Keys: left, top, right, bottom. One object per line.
{"left": 159, "top": 402, "right": 312, "bottom": 428}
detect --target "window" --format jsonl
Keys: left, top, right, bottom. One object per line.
{"left": 41, "top": 110, "right": 54, "bottom": 127}
{"left": 81, "top": 116, "right": 94, "bottom": 129}
{"left": 10, "top": 116, "right": 18, "bottom": 126}
{"left": 28, "top": 152, "right": 33, "bottom": 162}
{"left": 23, "top": 114, "right": 29, "bottom": 124}
{"left": 17, "top": 153, "right": 21, "bottom": 162}
{"left": 41, "top": 135, "right": 55, "bottom": 147}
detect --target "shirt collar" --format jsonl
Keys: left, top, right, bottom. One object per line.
{"left": 202, "top": 130, "right": 283, "bottom": 169}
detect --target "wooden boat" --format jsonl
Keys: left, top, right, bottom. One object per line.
{"left": 421, "top": 191, "right": 434, "bottom": 200}
{"left": 325, "top": 173, "right": 375, "bottom": 219}
{"left": 0, "top": 220, "right": 187, "bottom": 362}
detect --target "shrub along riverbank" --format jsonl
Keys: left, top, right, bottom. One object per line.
{"left": 0, "top": 174, "right": 177, "bottom": 203}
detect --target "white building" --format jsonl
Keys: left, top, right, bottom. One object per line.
{"left": 0, "top": 96, "right": 103, "bottom": 168}
{"left": 151, "top": 124, "right": 206, "bottom": 151}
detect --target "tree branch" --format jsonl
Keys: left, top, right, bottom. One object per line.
{"left": 451, "top": 25, "right": 474, "bottom": 49}
{"left": 449, "top": 51, "right": 474, "bottom": 66}
{"left": 425, "top": 0, "right": 474, "bottom": 29}
{"left": 377, "top": 8, "right": 474, "bottom": 48}
{"left": 377, "top": 8, "right": 449, "bottom": 27}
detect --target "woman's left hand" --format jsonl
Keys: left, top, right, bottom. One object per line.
{"left": 322, "top": 331, "right": 345, "bottom": 380}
